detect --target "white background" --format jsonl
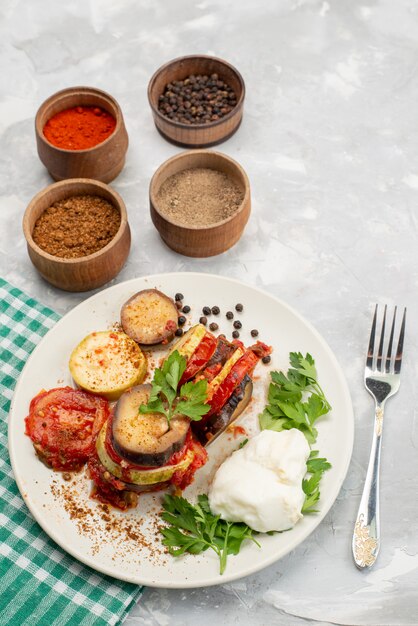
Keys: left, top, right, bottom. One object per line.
{"left": 2, "top": 0, "right": 418, "bottom": 624}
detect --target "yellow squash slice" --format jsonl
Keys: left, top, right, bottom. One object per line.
{"left": 69, "top": 331, "right": 147, "bottom": 401}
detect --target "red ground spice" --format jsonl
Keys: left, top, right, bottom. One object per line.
{"left": 43, "top": 105, "right": 116, "bottom": 150}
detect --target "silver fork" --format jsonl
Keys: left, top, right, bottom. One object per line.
{"left": 352, "top": 304, "right": 406, "bottom": 570}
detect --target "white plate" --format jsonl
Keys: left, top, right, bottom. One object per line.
{"left": 9, "top": 273, "right": 353, "bottom": 588}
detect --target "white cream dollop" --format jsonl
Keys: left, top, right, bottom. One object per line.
{"left": 208, "top": 429, "right": 310, "bottom": 533}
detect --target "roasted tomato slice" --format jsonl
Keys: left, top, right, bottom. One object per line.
{"left": 180, "top": 332, "right": 217, "bottom": 384}
{"left": 170, "top": 437, "right": 208, "bottom": 490}
{"left": 25, "top": 386, "right": 109, "bottom": 471}
{"left": 205, "top": 350, "right": 259, "bottom": 418}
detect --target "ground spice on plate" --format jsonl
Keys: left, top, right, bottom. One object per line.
{"left": 156, "top": 168, "right": 244, "bottom": 226}
{"left": 43, "top": 106, "right": 116, "bottom": 150}
{"left": 32, "top": 194, "right": 121, "bottom": 258}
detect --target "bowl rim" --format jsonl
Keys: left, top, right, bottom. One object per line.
{"left": 35, "top": 86, "right": 124, "bottom": 154}
{"left": 147, "top": 54, "right": 246, "bottom": 131}
{"left": 23, "top": 178, "right": 129, "bottom": 265}
{"left": 149, "top": 149, "right": 251, "bottom": 231}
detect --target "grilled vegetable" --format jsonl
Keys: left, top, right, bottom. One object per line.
{"left": 193, "top": 376, "right": 253, "bottom": 445}
{"left": 111, "top": 384, "right": 189, "bottom": 466}
{"left": 69, "top": 331, "right": 147, "bottom": 401}
{"left": 25, "top": 387, "right": 109, "bottom": 471}
{"left": 96, "top": 422, "right": 194, "bottom": 485}
{"left": 121, "top": 289, "right": 178, "bottom": 345}
{"left": 206, "top": 349, "right": 258, "bottom": 417}
{"left": 168, "top": 324, "right": 217, "bottom": 384}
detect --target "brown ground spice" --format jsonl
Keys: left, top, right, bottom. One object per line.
{"left": 32, "top": 194, "right": 121, "bottom": 258}
{"left": 156, "top": 167, "right": 244, "bottom": 226}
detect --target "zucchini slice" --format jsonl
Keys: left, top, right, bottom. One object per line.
{"left": 69, "top": 331, "right": 147, "bottom": 401}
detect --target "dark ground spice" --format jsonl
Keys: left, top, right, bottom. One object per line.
{"left": 33, "top": 194, "right": 121, "bottom": 258}
{"left": 156, "top": 167, "right": 244, "bottom": 226}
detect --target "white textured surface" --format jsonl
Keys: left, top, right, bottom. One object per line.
{"left": 2, "top": 0, "right": 417, "bottom": 624}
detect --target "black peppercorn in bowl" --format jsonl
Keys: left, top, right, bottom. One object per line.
{"left": 147, "top": 55, "right": 245, "bottom": 148}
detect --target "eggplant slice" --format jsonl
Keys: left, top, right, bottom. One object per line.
{"left": 111, "top": 384, "right": 189, "bottom": 466}
{"left": 121, "top": 289, "right": 178, "bottom": 345}
{"left": 192, "top": 375, "right": 253, "bottom": 446}
{"left": 206, "top": 335, "right": 237, "bottom": 369}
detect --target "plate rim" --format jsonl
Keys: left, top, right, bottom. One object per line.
{"left": 8, "top": 272, "right": 354, "bottom": 588}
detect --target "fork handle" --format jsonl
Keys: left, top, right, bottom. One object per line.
{"left": 352, "top": 402, "right": 383, "bottom": 569}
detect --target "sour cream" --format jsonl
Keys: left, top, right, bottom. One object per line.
{"left": 208, "top": 429, "right": 310, "bottom": 533}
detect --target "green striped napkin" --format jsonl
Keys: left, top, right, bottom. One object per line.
{"left": 0, "top": 278, "right": 143, "bottom": 626}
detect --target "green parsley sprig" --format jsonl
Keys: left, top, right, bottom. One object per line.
{"left": 160, "top": 494, "right": 260, "bottom": 574}
{"left": 259, "top": 352, "right": 332, "bottom": 511}
{"left": 139, "top": 351, "right": 209, "bottom": 428}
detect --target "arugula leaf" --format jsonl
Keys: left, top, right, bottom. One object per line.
{"left": 259, "top": 352, "right": 332, "bottom": 513}
{"left": 160, "top": 494, "right": 260, "bottom": 574}
{"left": 139, "top": 350, "right": 209, "bottom": 428}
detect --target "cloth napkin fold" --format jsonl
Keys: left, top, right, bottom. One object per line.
{"left": 0, "top": 278, "right": 143, "bottom": 626}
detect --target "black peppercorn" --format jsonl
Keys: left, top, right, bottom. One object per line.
{"left": 232, "top": 330, "right": 240, "bottom": 339}
{"left": 226, "top": 311, "right": 234, "bottom": 320}
{"left": 262, "top": 355, "right": 271, "bottom": 364}
{"left": 157, "top": 73, "right": 237, "bottom": 125}
{"left": 182, "top": 305, "right": 191, "bottom": 314}
{"left": 209, "top": 322, "right": 219, "bottom": 331}
{"left": 202, "top": 306, "right": 211, "bottom": 315}
{"left": 199, "top": 316, "right": 207, "bottom": 326}
{"left": 233, "top": 320, "right": 242, "bottom": 329}
{"left": 211, "top": 306, "right": 220, "bottom": 315}
{"left": 178, "top": 316, "right": 186, "bottom": 326}
{"left": 235, "top": 303, "right": 243, "bottom": 312}
{"left": 175, "top": 293, "right": 184, "bottom": 301}
{"left": 251, "top": 329, "right": 259, "bottom": 337}
{"left": 175, "top": 328, "right": 184, "bottom": 337}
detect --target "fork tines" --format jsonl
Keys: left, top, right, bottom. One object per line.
{"left": 367, "top": 305, "right": 406, "bottom": 374}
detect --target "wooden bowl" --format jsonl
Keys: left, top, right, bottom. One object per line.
{"left": 148, "top": 55, "right": 245, "bottom": 148}
{"left": 23, "top": 179, "right": 131, "bottom": 292}
{"left": 149, "top": 150, "right": 250, "bottom": 257}
{"left": 35, "top": 86, "right": 129, "bottom": 183}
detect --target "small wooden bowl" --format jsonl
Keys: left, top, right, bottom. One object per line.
{"left": 149, "top": 150, "right": 250, "bottom": 257}
{"left": 23, "top": 179, "right": 131, "bottom": 292}
{"left": 35, "top": 86, "right": 129, "bottom": 183}
{"left": 148, "top": 55, "right": 245, "bottom": 148}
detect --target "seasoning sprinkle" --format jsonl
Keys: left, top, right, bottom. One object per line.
{"left": 157, "top": 168, "right": 244, "bottom": 227}
{"left": 32, "top": 195, "right": 121, "bottom": 259}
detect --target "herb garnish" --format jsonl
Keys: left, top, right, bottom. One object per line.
{"left": 159, "top": 351, "right": 332, "bottom": 574}
{"left": 160, "top": 494, "right": 260, "bottom": 574}
{"left": 259, "top": 352, "right": 332, "bottom": 511}
{"left": 139, "top": 351, "right": 210, "bottom": 428}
